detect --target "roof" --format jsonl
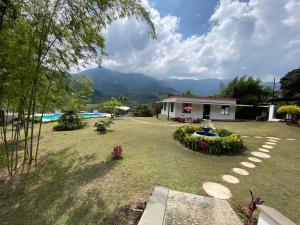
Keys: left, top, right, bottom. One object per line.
{"left": 165, "top": 95, "right": 236, "bottom": 101}
{"left": 160, "top": 95, "right": 237, "bottom": 105}
{"left": 115, "top": 106, "right": 130, "bottom": 111}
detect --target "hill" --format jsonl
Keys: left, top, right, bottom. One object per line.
{"left": 75, "top": 68, "right": 177, "bottom": 105}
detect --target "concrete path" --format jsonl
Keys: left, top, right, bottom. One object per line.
{"left": 138, "top": 186, "right": 242, "bottom": 225}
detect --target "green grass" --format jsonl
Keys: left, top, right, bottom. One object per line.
{"left": 0, "top": 118, "right": 299, "bottom": 224}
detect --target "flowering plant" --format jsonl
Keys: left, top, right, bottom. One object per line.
{"left": 112, "top": 146, "right": 123, "bottom": 159}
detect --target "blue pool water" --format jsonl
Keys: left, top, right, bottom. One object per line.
{"left": 41, "top": 112, "right": 105, "bottom": 122}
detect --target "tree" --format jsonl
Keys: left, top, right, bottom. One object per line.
{"left": 99, "top": 97, "right": 123, "bottom": 114}
{"left": 0, "top": 0, "right": 156, "bottom": 175}
{"left": 219, "top": 76, "right": 272, "bottom": 105}
{"left": 182, "top": 90, "right": 193, "bottom": 96}
{"left": 280, "top": 68, "right": 300, "bottom": 97}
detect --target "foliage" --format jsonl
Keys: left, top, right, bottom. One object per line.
{"left": 0, "top": 0, "right": 155, "bottom": 174}
{"left": 99, "top": 97, "right": 123, "bottom": 114}
{"left": 277, "top": 105, "right": 300, "bottom": 115}
{"left": 214, "top": 128, "right": 234, "bottom": 137}
{"left": 277, "top": 105, "right": 300, "bottom": 123}
{"left": 53, "top": 110, "right": 86, "bottom": 131}
{"left": 280, "top": 68, "right": 300, "bottom": 97}
{"left": 244, "top": 190, "right": 265, "bottom": 225}
{"left": 219, "top": 76, "right": 272, "bottom": 105}
{"left": 112, "top": 146, "right": 123, "bottom": 160}
{"left": 182, "top": 90, "right": 193, "bottom": 96}
{"left": 133, "top": 105, "right": 153, "bottom": 117}
{"left": 174, "top": 126, "right": 243, "bottom": 155}
{"left": 94, "top": 119, "right": 113, "bottom": 133}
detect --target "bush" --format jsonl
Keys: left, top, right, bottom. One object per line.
{"left": 133, "top": 105, "right": 153, "bottom": 117}
{"left": 94, "top": 119, "right": 113, "bottom": 133}
{"left": 215, "top": 128, "right": 234, "bottom": 137}
{"left": 112, "top": 146, "right": 123, "bottom": 159}
{"left": 277, "top": 105, "right": 300, "bottom": 124}
{"left": 174, "top": 126, "right": 243, "bottom": 155}
{"left": 53, "top": 110, "right": 86, "bottom": 131}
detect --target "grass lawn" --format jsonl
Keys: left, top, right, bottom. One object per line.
{"left": 0, "top": 117, "right": 299, "bottom": 224}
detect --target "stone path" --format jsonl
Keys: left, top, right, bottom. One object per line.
{"left": 202, "top": 135, "right": 286, "bottom": 200}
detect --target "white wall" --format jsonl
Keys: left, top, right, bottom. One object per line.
{"left": 210, "top": 105, "right": 235, "bottom": 120}
{"left": 161, "top": 103, "right": 236, "bottom": 120}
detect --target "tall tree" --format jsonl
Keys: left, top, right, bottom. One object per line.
{"left": 219, "top": 76, "right": 272, "bottom": 105}
{"left": 280, "top": 68, "right": 300, "bottom": 97}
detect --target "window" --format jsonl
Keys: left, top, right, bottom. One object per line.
{"left": 182, "top": 103, "right": 192, "bottom": 113}
{"left": 170, "top": 103, "right": 174, "bottom": 112}
{"left": 163, "top": 102, "right": 166, "bottom": 110}
{"left": 221, "top": 105, "right": 230, "bottom": 115}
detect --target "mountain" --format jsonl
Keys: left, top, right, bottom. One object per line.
{"left": 75, "top": 68, "right": 177, "bottom": 105}
{"left": 161, "top": 79, "right": 230, "bottom": 96}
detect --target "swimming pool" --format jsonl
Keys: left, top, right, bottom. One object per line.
{"left": 41, "top": 112, "right": 107, "bottom": 122}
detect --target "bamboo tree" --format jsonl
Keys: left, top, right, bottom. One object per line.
{"left": 0, "top": 0, "right": 156, "bottom": 175}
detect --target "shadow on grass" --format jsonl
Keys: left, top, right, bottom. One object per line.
{"left": 0, "top": 145, "right": 132, "bottom": 225}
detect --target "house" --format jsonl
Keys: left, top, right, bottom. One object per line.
{"left": 160, "top": 95, "right": 239, "bottom": 121}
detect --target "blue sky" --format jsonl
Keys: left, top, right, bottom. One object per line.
{"left": 79, "top": 0, "right": 300, "bottom": 81}
{"left": 149, "top": 0, "right": 220, "bottom": 37}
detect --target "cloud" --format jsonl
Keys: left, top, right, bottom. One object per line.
{"left": 99, "top": 0, "right": 300, "bottom": 81}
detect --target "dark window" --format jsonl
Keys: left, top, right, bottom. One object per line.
{"left": 163, "top": 102, "right": 166, "bottom": 110}
{"left": 182, "top": 103, "right": 192, "bottom": 113}
{"left": 221, "top": 105, "right": 230, "bottom": 115}
{"left": 170, "top": 103, "right": 174, "bottom": 112}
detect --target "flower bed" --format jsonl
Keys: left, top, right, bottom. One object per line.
{"left": 174, "top": 126, "right": 243, "bottom": 155}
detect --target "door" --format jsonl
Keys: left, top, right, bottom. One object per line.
{"left": 203, "top": 104, "right": 211, "bottom": 119}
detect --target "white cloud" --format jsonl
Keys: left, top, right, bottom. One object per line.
{"left": 98, "top": 0, "right": 300, "bottom": 81}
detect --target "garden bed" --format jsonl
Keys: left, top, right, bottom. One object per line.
{"left": 174, "top": 126, "right": 243, "bottom": 155}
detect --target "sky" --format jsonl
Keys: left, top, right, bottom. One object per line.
{"left": 77, "top": 0, "right": 300, "bottom": 81}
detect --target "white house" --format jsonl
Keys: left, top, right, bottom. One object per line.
{"left": 160, "top": 95, "right": 238, "bottom": 121}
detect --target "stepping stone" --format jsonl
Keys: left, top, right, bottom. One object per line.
{"left": 266, "top": 137, "right": 280, "bottom": 140}
{"left": 248, "top": 157, "right": 262, "bottom": 163}
{"left": 262, "top": 145, "right": 274, "bottom": 149}
{"left": 242, "top": 135, "right": 250, "bottom": 138}
{"left": 254, "top": 136, "right": 263, "bottom": 138}
{"left": 286, "top": 138, "right": 295, "bottom": 141}
{"left": 258, "top": 148, "right": 270, "bottom": 153}
{"left": 222, "top": 175, "right": 240, "bottom": 184}
{"left": 232, "top": 168, "right": 249, "bottom": 176}
{"left": 265, "top": 142, "right": 276, "bottom": 145}
{"left": 202, "top": 182, "right": 232, "bottom": 199}
{"left": 267, "top": 139, "right": 278, "bottom": 143}
{"left": 251, "top": 151, "right": 271, "bottom": 158}
{"left": 241, "top": 162, "right": 256, "bottom": 168}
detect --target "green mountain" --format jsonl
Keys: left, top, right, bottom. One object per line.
{"left": 75, "top": 67, "right": 177, "bottom": 105}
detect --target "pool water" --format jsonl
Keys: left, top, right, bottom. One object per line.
{"left": 41, "top": 113, "right": 105, "bottom": 122}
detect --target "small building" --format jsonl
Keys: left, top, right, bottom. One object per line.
{"left": 160, "top": 95, "right": 239, "bottom": 121}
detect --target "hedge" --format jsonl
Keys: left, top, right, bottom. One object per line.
{"left": 174, "top": 126, "right": 243, "bottom": 155}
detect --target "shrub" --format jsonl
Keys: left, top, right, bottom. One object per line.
{"left": 133, "top": 105, "right": 153, "bottom": 117}
{"left": 94, "top": 119, "right": 113, "bottom": 133}
{"left": 244, "top": 190, "right": 265, "bottom": 225}
{"left": 215, "top": 128, "right": 233, "bottom": 137}
{"left": 174, "top": 126, "right": 243, "bottom": 155}
{"left": 277, "top": 105, "right": 300, "bottom": 124}
{"left": 112, "top": 146, "right": 123, "bottom": 159}
{"left": 53, "top": 110, "right": 86, "bottom": 131}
